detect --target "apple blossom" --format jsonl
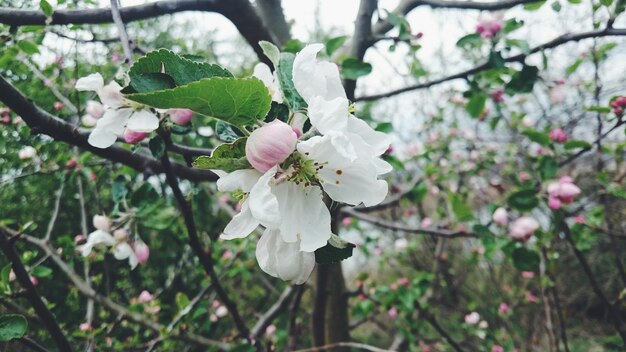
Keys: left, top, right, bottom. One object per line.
{"left": 53, "top": 101, "right": 64, "bottom": 111}
{"left": 85, "top": 100, "right": 105, "bottom": 119}
{"left": 498, "top": 302, "right": 510, "bottom": 315}
{"left": 490, "top": 88, "right": 505, "bottom": 103}
{"left": 245, "top": 120, "right": 298, "bottom": 172}
{"left": 574, "top": 215, "right": 585, "bottom": 224}
{"left": 476, "top": 15, "right": 503, "bottom": 38}
{"left": 18, "top": 146, "right": 37, "bottom": 160}
{"left": 167, "top": 108, "right": 194, "bottom": 125}
{"left": 492, "top": 207, "right": 508, "bottom": 226}
{"left": 548, "top": 128, "right": 568, "bottom": 143}
{"left": 75, "top": 73, "right": 159, "bottom": 149}
{"left": 216, "top": 305, "right": 228, "bottom": 318}
{"left": 421, "top": 218, "right": 433, "bottom": 227}
{"left": 388, "top": 307, "right": 398, "bottom": 320}
{"left": 134, "top": 240, "right": 150, "bottom": 264}
{"left": 342, "top": 217, "right": 353, "bottom": 228}
{"left": 81, "top": 114, "right": 98, "bottom": 127}
{"left": 265, "top": 324, "right": 277, "bottom": 337}
{"left": 137, "top": 290, "right": 154, "bottom": 303}
{"left": 548, "top": 197, "right": 562, "bottom": 210}
{"left": 522, "top": 271, "right": 535, "bottom": 279}
{"left": 464, "top": 312, "right": 480, "bottom": 325}
{"left": 79, "top": 323, "right": 91, "bottom": 332}
{"left": 394, "top": 238, "right": 408, "bottom": 251}
{"left": 610, "top": 96, "right": 626, "bottom": 115}
{"left": 256, "top": 229, "right": 316, "bottom": 284}
{"left": 492, "top": 345, "right": 504, "bottom": 352}
{"left": 292, "top": 43, "right": 346, "bottom": 103}
{"left": 509, "top": 216, "right": 539, "bottom": 241}
{"left": 93, "top": 215, "right": 112, "bottom": 232}
{"left": 547, "top": 176, "right": 581, "bottom": 206}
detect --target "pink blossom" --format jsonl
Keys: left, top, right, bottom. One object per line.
{"left": 342, "top": 217, "right": 353, "bottom": 228}
{"left": 93, "top": 215, "right": 111, "bottom": 232}
{"left": 464, "top": 312, "right": 480, "bottom": 325}
{"left": 525, "top": 291, "right": 538, "bottom": 303}
{"left": 133, "top": 240, "right": 150, "bottom": 264}
{"left": 397, "top": 277, "right": 410, "bottom": 287}
{"left": 394, "top": 238, "right": 408, "bottom": 251}
{"left": 74, "top": 234, "right": 86, "bottom": 244}
{"left": 548, "top": 197, "right": 562, "bottom": 210}
{"left": 476, "top": 16, "right": 503, "bottom": 38}
{"left": 221, "top": 250, "right": 234, "bottom": 260}
{"left": 53, "top": 101, "right": 65, "bottom": 111}
{"left": 113, "top": 228, "right": 129, "bottom": 241}
{"left": 498, "top": 302, "right": 510, "bottom": 315}
{"left": 421, "top": 218, "right": 433, "bottom": 228}
{"left": 265, "top": 324, "right": 277, "bottom": 336}
{"left": 30, "top": 276, "right": 38, "bottom": 286}
{"left": 549, "top": 128, "right": 568, "bottom": 143}
{"left": 492, "top": 207, "right": 508, "bottom": 226}
{"left": 509, "top": 217, "right": 539, "bottom": 241}
{"left": 167, "top": 109, "right": 194, "bottom": 125}
{"left": 522, "top": 271, "right": 535, "bottom": 279}
{"left": 216, "top": 305, "right": 228, "bottom": 318}
{"left": 547, "top": 176, "right": 581, "bottom": 206}
{"left": 79, "top": 323, "right": 91, "bottom": 331}
{"left": 492, "top": 345, "right": 504, "bottom": 352}
{"left": 123, "top": 129, "right": 149, "bottom": 144}
{"left": 65, "top": 158, "right": 77, "bottom": 169}
{"left": 574, "top": 215, "right": 585, "bottom": 224}
{"left": 491, "top": 88, "right": 505, "bottom": 103}
{"left": 210, "top": 314, "right": 218, "bottom": 322}
{"left": 137, "top": 290, "right": 154, "bottom": 303}
{"left": 18, "top": 146, "right": 37, "bottom": 160}
{"left": 388, "top": 307, "right": 398, "bottom": 320}
{"left": 245, "top": 120, "right": 297, "bottom": 172}
{"left": 518, "top": 171, "right": 531, "bottom": 182}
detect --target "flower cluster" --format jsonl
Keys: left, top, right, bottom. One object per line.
{"left": 75, "top": 73, "right": 193, "bottom": 148}
{"left": 216, "top": 44, "right": 391, "bottom": 283}
{"left": 610, "top": 96, "right": 626, "bottom": 115}
{"left": 476, "top": 15, "right": 503, "bottom": 39}
{"left": 77, "top": 215, "right": 149, "bottom": 269}
{"left": 546, "top": 176, "right": 580, "bottom": 210}
{"left": 548, "top": 128, "right": 568, "bottom": 143}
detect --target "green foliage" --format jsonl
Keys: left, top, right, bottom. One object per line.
{"left": 0, "top": 315, "right": 27, "bottom": 342}
{"left": 276, "top": 52, "right": 307, "bottom": 112}
{"left": 507, "top": 189, "right": 540, "bottom": 211}
{"left": 326, "top": 36, "right": 347, "bottom": 56}
{"left": 341, "top": 58, "right": 373, "bottom": 79}
{"left": 192, "top": 138, "right": 251, "bottom": 172}
{"left": 511, "top": 247, "right": 540, "bottom": 272}
{"left": 314, "top": 234, "right": 356, "bottom": 264}
{"left": 506, "top": 65, "right": 539, "bottom": 93}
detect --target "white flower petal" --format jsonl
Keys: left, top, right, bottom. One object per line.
{"left": 253, "top": 63, "right": 274, "bottom": 88}
{"left": 318, "top": 158, "right": 388, "bottom": 206}
{"left": 292, "top": 43, "right": 346, "bottom": 103}
{"left": 126, "top": 110, "right": 159, "bottom": 132}
{"left": 113, "top": 242, "right": 133, "bottom": 260}
{"left": 75, "top": 73, "right": 104, "bottom": 92}
{"left": 249, "top": 167, "right": 280, "bottom": 228}
{"left": 297, "top": 132, "right": 356, "bottom": 169}
{"left": 80, "top": 230, "right": 115, "bottom": 256}
{"left": 97, "top": 108, "right": 132, "bottom": 135}
{"left": 256, "top": 228, "right": 315, "bottom": 284}
{"left": 308, "top": 96, "right": 349, "bottom": 135}
{"left": 88, "top": 128, "right": 118, "bottom": 149}
{"left": 274, "top": 183, "right": 331, "bottom": 252}
{"left": 222, "top": 201, "right": 259, "bottom": 239}
{"left": 216, "top": 169, "right": 262, "bottom": 193}
{"left": 98, "top": 81, "right": 125, "bottom": 108}
{"left": 346, "top": 116, "right": 391, "bottom": 156}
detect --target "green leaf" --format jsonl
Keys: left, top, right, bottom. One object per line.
{"left": 512, "top": 247, "right": 540, "bottom": 272}
{"left": 0, "top": 314, "right": 27, "bottom": 342}
{"left": 283, "top": 39, "right": 304, "bottom": 53}
{"left": 551, "top": 1, "right": 562, "bottom": 11}
{"left": 538, "top": 156, "right": 557, "bottom": 180}
{"left": 39, "top": 0, "right": 54, "bottom": 17}
{"left": 315, "top": 234, "right": 356, "bottom": 264}
{"left": 31, "top": 266, "right": 52, "bottom": 278}
{"left": 127, "top": 49, "right": 232, "bottom": 89}
{"left": 466, "top": 92, "right": 487, "bottom": 118}
{"left": 258, "top": 40, "right": 280, "bottom": 67}
{"left": 0, "top": 265, "right": 11, "bottom": 294}
{"left": 450, "top": 193, "right": 475, "bottom": 222}
{"left": 507, "top": 189, "right": 539, "bottom": 211}
{"left": 265, "top": 102, "right": 290, "bottom": 123}
{"left": 505, "top": 39, "right": 530, "bottom": 55}
{"left": 456, "top": 33, "right": 482, "bottom": 48}
{"left": 375, "top": 122, "right": 393, "bottom": 133}
{"left": 175, "top": 292, "right": 190, "bottom": 311}
{"left": 506, "top": 65, "right": 539, "bottom": 93}
{"left": 193, "top": 138, "right": 251, "bottom": 172}
{"left": 341, "top": 58, "right": 372, "bottom": 80}
{"left": 126, "top": 77, "right": 271, "bottom": 129}
{"left": 17, "top": 40, "right": 39, "bottom": 55}
{"left": 326, "top": 36, "right": 347, "bottom": 56}
{"left": 599, "top": 0, "right": 613, "bottom": 6}
{"left": 585, "top": 106, "right": 611, "bottom": 113}
{"left": 522, "top": 129, "right": 551, "bottom": 146}
{"left": 112, "top": 176, "right": 128, "bottom": 204}
{"left": 130, "top": 73, "right": 176, "bottom": 94}
{"left": 524, "top": 1, "right": 546, "bottom": 10}
{"left": 215, "top": 121, "right": 239, "bottom": 143}
{"left": 566, "top": 58, "right": 583, "bottom": 74}
{"left": 563, "top": 140, "right": 591, "bottom": 150}
{"left": 488, "top": 51, "right": 506, "bottom": 69}
{"left": 503, "top": 18, "right": 524, "bottom": 33}
{"left": 277, "top": 52, "right": 307, "bottom": 112}
{"left": 148, "top": 136, "right": 165, "bottom": 159}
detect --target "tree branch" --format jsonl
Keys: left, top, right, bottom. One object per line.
{"left": 250, "top": 286, "right": 298, "bottom": 339}
{"left": 158, "top": 147, "right": 252, "bottom": 341}
{"left": 0, "top": 75, "right": 217, "bottom": 182}
{"left": 0, "top": 0, "right": 276, "bottom": 66}
{"left": 0, "top": 230, "right": 73, "bottom": 352}
{"left": 343, "top": 208, "right": 478, "bottom": 238}
{"left": 357, "top": 27, "right": 626, "bottom": 101}
{"left": 344, "top": 0, "right": 378, "bottom": 100}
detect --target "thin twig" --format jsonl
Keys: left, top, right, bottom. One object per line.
{"left": 293, "top": 342, "right": 395, "bottom": 352}
{"left": 109, "top": 0, "right": 134, "bottom": 64}
{"left": 251, "top": 286, "right": 298, "bottom": 339}
{"left": 44, "top": 176, "right": 65, "bottom": 241}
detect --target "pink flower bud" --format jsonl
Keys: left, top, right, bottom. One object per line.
{"left": 525, "top": 291, "right": 538, "bottom": 303}
{"left": 492, "top": 345, "right": 504, "bottom": 352}
{"left": 79, "top": 323, "right": 91, "bottom": 331}
{"left": 574, "top": 215, "right": 585, "bottom": 224}
{"left": 8, "top": 269, "right": 15, "bottom": 282}
{"left": 82, "top": 114, "right": 98, "bottom": 127}
{"left": 421, "top": 218, "right": 433, "bottom": 228}
{"left": 123, "top": 129, "right": 149, "bottom": 144}
{"left": 490, "top": 88, "right": 505, "bottom": 103}
{"left": 85, "top": 100, "right": 105, "bottom": 119}
{"left": 549, "top": 128, "right": 568, "bottom": 143}
{"left": 221, "top": 250, "right": 233, "bottom": 260}
{"left": 65, "top": 159, "right": 77, "bottom": 169}
{"left": 133, "top": 240, "right": 150, "bottom": 264}
{"left": 492, "top": 207, "right": 508, "bottom": 226}
{"left": 509, "top": 216, "right": 539, "bottom": 241}
{"left": 245, "top": 120, "right": 297, "bottom": 172}
{"left": 265, "top": 324, "right": 277, "bottom": 336}
{"left": 53, "top": 101, "right": 64, "bottom": 111}
{"left": 342, "top": 217, "right": 353, "bottom": 228}
{"left": 30, "top": 276, "right": 38, "bottom": 286}
{"left": 18, "top": 146, "right": 37, "bottom": 160}
{"left": 93, "top": 215, "right": 111, "bottom": 232}
{"left": 137, "top": 290, "right": 154, "bottom": 303}
{"left": 498, "top": 302, "right": 510, "bottom": 315}
{"left": 167, "top": 109, "right": 194, "bottom": 125}
{"left": 113, "top": 228, "right": 128, "bottom": 241}
{"left": 388, "top": 307, "right": 398, "bottom": 320}
{"left": 216, "top": 306, "right": 228, "bottom": 318}
{"left": 397, "top": 277, "right": 410, "bottom": 286}
{"left": 522, "top": 271, "right": 535, "bottom": 279}
{"left": 547, "top": 176, "right": 580, "bottom": 205}
{"left": 519, "top": 171, "right": 531, "bottom": 182}
{"left": 74, "top": 234, "right": 86, "bottom": 244}
{"left": 548, "top": 197, "right": 562, "bottom": 210}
